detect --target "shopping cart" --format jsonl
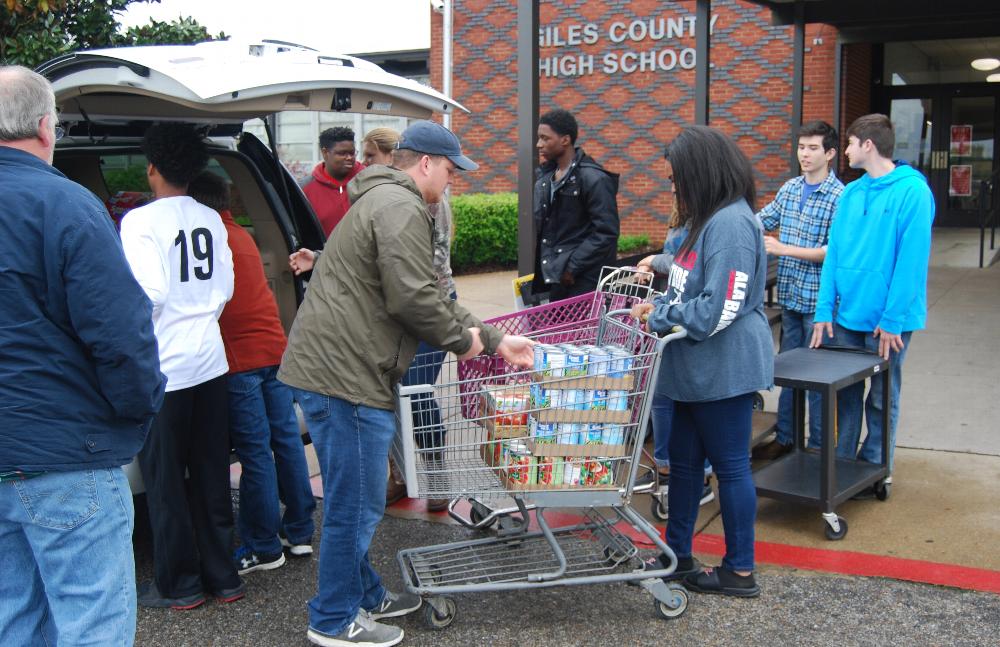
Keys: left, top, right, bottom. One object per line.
{"left": 390, "top": 273, "right": 690, "bottom": 628}
{"left": 445, "top": 267, "right": 662, "bottom": 531}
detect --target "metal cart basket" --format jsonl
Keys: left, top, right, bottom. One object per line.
{"left": 390, "top": 269, "right": 689, "bottom": 628}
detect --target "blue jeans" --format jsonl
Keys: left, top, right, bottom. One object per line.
{"left": 229, "top": 366, "right": 316, "bottom": 554}
{"left": 666, "top": 393, "right": 756, "bottom": 572}
{"left": 295, "top": 390, "right": 395, "bottom": 636}
{"left": 0, "top": 468, "right": 136, "bottom": 646}
{"left": 827, "top": 325, "right": 912, "bottom": 471}
{"left": 651, "top": 389, "right": 712, "bottom": 477}
{"left": 776, "top": 309, "right": 824, "bottom": 448}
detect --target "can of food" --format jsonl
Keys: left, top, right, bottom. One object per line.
{"left": 558, "top": 423, "right": 582, "bottom": 444}
{"left": 563, "top": 459, "right": 582, "bottom": 486}
{"left": 587, "top": 346, "right": 611, "bottom": 376}
{"left": 533, "top": 343, "right": 549, "bottom": 373}
{"left": 564, "top": 347, "right": 587, "bottom": 377}
{"left": 582, "top": 458, "right": 614, "bottom": 486}
{"left": 505, "top": 441, "right": 536, "bottom": 485}
{"left": 602, "top": 424, "right": 624, "bottom": 445}
{"left": 589, "top": 389, "right": 609, "bottom": 411}
{"left": 562, "top": 388, "right": 588, "bottom": 411}
{"left": 608, "top": 390, "right": 629, "bottom": 411}
{"left": 531, "top": 385, "right": 562, "bottom": 409}
{"left": 533, "top": 421, "right": 558, "bottom": 443}
{"left": 608, "top": 349, "right": 634, "bottom": 379}
{"left": 536, "top": 456, "right": 565, "bottom": 486}
{"left": 584, "top": 423, "right": 604, "bottom": 444}
{"left": 542, "top": 346, "right": 566, "bottom": 377}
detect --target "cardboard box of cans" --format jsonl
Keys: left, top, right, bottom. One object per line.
{"left": 495, "top": 439, "right": 617, "bottom": 490}
{"left": 478, "top": 385, "right": 532, "bottom": 438}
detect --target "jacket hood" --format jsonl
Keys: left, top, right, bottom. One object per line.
{"left": 310, "top": 161, "right": 363, "bottom": 188}
{"left": 347, "top": 164, "right": 423, "bottom": 204}
{"left": 539, "top": 148, "right": 620, "bottom": 188}
{"left": 861, "top": 161, "right": 927, "bottom": 191}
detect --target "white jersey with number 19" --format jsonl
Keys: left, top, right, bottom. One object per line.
{"left": 121, "top": 196, "right": 234, "bottom": 392}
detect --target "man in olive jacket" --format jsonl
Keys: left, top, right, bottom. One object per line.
{"left": 279, "top": 121, "right": 533, "bottom": 647}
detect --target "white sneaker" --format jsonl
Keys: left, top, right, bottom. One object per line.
{"left": 280, "top": 532, "right": 314, "bottom": 557}
{"left": 307, "top": 610, "right": 403, "bottom": 647}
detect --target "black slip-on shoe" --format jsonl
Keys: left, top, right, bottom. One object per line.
{"left": 137, "top": 581, "right": 205, "bottom": 610}
{"left": 683, "top": 566, "right": 761, "bottom": 598}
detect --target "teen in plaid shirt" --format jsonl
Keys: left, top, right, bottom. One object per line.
{"left": 753, "top": 121, "right": 844, "bottom": 459}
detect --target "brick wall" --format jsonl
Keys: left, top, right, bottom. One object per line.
{"left": 431, "top": 0, "right": 841, "bottom": 241}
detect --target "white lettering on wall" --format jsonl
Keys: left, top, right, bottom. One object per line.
{"left": 538, "top": 13, "right": 720, "bottom": 78}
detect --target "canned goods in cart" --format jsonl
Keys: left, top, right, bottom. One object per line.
{"left": 533, "top": 344, "right": 550, "bottom": 373}
{"left": 602, "top": 424, "right": 624, "bottom": 445}
{"left": 584, "top": 423, "right": 604, "bottom": 444}
{"left": 542, "top": 346, "right": 566, "bottom": 377}
{"left": 608, "top": 390, "right": 629, "bottom": 411}
{"left": 536, "top": 456, "right": 564, "bottom": 486}
{"left": 587, "top": 346, "right": 611, "bottom": 375}
{"left": 562, "top": 388, "right": 588, "bottom": 410}
{"left": 608, "top": 349, "right": 634, "bottom": 378}
{"left": 533, "top": 421, "right": 558, "bottom": 443}
{"left": 590, "top": 389, "right": 609, "bottom": 411}
{"left": 505, "top": 441, "right": 536, "bottom": 485}
{"left": 558, "top": 422, "right": 582, "bottom": 444}
{"left": 531, "top": 385, "right": 563, "bottom": 409}
{"left": 582, "top": 458, "right": 614, "bottom": 486}
{"left": 562, "top": 458, "right": 582, "bottom": 486}
{"left": 564, "top": 347, "right": 588, "bottom": 377}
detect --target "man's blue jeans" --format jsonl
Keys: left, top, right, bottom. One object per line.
{"left": 294, "top": 389, "right": 394, "bottom": 636}
{"left": 777, "top": 309, "right": 824, "bottom": 448}
{"left": 828, "top": 325, "right": 912, "bottom": 471}
{"left": 666, "top": 393, "right": 757, "bottom": 572}
{"left": 0, "top": 468, "right": 136, "bottom": 646}
{"left": 229, "top": 366, "right": 316, "bottom": 554}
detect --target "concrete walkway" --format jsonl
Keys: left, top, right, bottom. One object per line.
{"left": 445, "top": 227, "right": 1000, "bottom": 576}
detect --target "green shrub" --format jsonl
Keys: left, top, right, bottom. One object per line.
{"left": 450, "top": 192, "right": 518, "bottom": 271}
{"left": 617, "top": 234, "right": 650, "bottom": 254}
{"left": 104, "top": 166, "right": 150, "bottom": 194}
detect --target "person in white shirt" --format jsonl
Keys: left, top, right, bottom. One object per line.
{"left": 119, "top": 123, "right": 241, "bottom": 610}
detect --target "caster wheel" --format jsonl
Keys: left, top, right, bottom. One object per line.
{"left": 654, "top": 587, "right": 688, "bottom": 619}
{"left": 468, "top": 505, "right": 496, "bottom": 529}
{"left": 751, "top": 391, "right": 765, "bottom": 411}
{"left": 423, "top": 597, "right": 457, "bottom": 630}
{"left": 874, "top": 482, "right": 891, "bottom": 501}
{"left": 824, "top": 516, "right": 848, "bottom": 540}
{"left": 603, "top": 546, "right": 632, "bottom": 565}
{"left": 650, "top": 497, "right": 669, "bottom": 521}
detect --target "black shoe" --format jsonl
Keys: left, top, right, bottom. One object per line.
{"left": 751, "top": 439, "right": 793, "bottom": 461}
{"left": 634, "top": 468, "right": 669, "bottom": 490}
{"left": 234, "top": 546, "right": 286, "bottom": 575}
{"left": 644, "top": 554, "right": 703, "bottom": 582}
{"left": 683, "top": 566, "right": 760, "bottom": 598}
{"left": 212, "top": 581, "right": 246, "bottom": 604}
{"left": 137, "top": 581, "right": 205, "bottom": 610}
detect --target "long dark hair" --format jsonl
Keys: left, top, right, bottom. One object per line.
{"left": 665, "top": 126, "right": 756, "bottom": 257}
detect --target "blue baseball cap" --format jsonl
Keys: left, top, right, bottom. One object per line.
{"left": 396, "top": 120, "right": 478, "bottom": 171}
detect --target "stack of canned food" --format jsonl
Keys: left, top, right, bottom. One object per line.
{"left": 532, "top": 342, "right": 634, "bottom": 379}
{"left": 502, "top": 440, "right": 615, "bottom": 487}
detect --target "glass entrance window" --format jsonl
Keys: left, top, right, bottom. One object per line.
{"left": 890, "top": 98, "right": 933, "bottom": 177}
{"left": 947, "top": 96, "right": 995, "bottom": 213}
{"left": 885, "top": 38, "right": 1000, "bottom": 86}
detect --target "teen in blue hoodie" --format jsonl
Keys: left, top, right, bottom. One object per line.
{"left": 811, "top": 113, "right": 934, "bottom": 478}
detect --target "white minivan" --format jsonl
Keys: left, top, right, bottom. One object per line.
{"left": 39, "top": 39, "right": 465, "bottom": 492}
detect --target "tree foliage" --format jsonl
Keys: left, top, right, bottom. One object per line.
{"left": 1, "top": 1, "right": 226, "bottom": 69}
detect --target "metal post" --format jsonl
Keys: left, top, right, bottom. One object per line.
{"left": 790, "top": 0, "right": 805, "bottom": 174}
{"left": 443, "top": 0, "right": 453, "bottom": 131}
{"left": 695, "top": 0, "right": 710, "bottom": 125}
{"left": 517, "top": 0, "right": 539, "bottom": 276}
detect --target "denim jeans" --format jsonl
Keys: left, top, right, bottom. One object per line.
{"left": 0, "top": 468, "right": 136, "bottom": 646}
{"left": 651, "top": 388, "right": 712, "bottom": 477}
{"left": 666, "top": 393, "right": 756, "bottom": 572}
{"left": 295, "top": 389, "right": 395, "bottom": 636}
{"left": 827, "top": 325, "right": 912, "bottom": 471}
{"left": 776, "top": 309, "right": 824, "bottom": 448}
{"left": 229, "top": 366, "right": 316, "bottom": 554}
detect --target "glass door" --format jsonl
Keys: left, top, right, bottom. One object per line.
{"left": 946, "top": 96, "right": 996, "bottom": 224}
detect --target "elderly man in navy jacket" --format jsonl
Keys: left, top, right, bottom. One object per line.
{"left": 0, "top": 66, "right": 165, "bottom": 646}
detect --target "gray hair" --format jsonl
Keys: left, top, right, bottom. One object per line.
{"left": 0, "top": 65, "right": 57, "bottom": 142}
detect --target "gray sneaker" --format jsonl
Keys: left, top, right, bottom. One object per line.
{"left": 306, "top": 610, "right": 403, "bottom": 647}
{"left": 369, "top": 590, "right": 422, "bottom": 619}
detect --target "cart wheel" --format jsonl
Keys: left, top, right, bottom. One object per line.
{"left": 654, "top": 587, "right": 688, "bottom": 619}
{"left": 874, "top": 481, "right": 891, "bottom": 501}
{"left": 603, "top": 546, "right": 632, "bottom": 565}
{"left": 824, "top": 516, "right": 848, "bottom": 541}
{"left": 423, "top": 597, "right": 457, "bottom": 630}
{"left": 751, "top": 391, "right": 765, "bottom": 411}
{"left": 650, "top": 496, "right": 669, "bottom": 521}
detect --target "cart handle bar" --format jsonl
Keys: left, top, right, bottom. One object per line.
{"left": 605, "top": 309, "right": 688, "bottom": 350}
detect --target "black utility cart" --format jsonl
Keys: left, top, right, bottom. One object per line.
{"left": 754, "top": 347, "right": 891, "bottom": 540}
